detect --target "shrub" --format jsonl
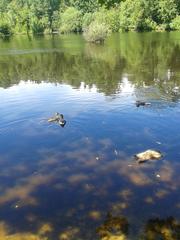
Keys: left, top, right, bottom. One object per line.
{"left": 82, "top": 12, "right": 94, "bottom": 31}
{"left": 143, "top": 18, "right": 157, "bottom": 31}
{"left": 137, "top": 18, "right": 157, "bottom": 31}
{"left": 105, "top": 8, "right": 120, "bottom": 32}
{"left": 157, "top": 0, "right": 178, "bottom": 24}
{"left": 119, "top": 0, "right": 149, "bottom": 31}
{"left": 94, "top": 7, "right": 120, "bottom": 32}
{"left": 31, "top": 16, "right": 48, "bottom": 34}
{"left": 0, "top": 21, "right": 13, "bottom": 37}
{"left": 155, "top": 23, "right": 170, "bottom": 31}
{"left": 60, "top": 7, "right": 82, "bottom": 33}
{"left": 71, "top": 0, "right": 99, "bottom": 14}
{"left": 51, "top": 10, "right": 61, "bottom": 32}
{"left": 83, "top": 21, "right": 110, "bottom": 43}
{"left": 170, "top": 15, "right": 180, "bottom": 30}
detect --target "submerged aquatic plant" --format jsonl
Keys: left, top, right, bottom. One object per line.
{"left": 141, "top": 217, "right": 180, "bottom": 240}
{"left": 96, "top": 213, "right": 129, "bottom": 240}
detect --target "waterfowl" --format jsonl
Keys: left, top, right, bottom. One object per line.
{"left": 48, "top": 112, "right": 66, "bottom": 127}
{"left": 58, "top": 114, "right": 66, "bottom": 127}
{"left": 48, "top": 112, "right": 61, "bottom": 122}
{"left": 136, "top": 101, "right": 151, "bottom": 107}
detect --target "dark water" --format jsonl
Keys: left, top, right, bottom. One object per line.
{"left": 0, "top": 33, "right": 180, "bottom": 240}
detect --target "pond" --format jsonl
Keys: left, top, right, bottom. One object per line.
{"left": 0, "top": 32, "right": 180, "bottom": 240}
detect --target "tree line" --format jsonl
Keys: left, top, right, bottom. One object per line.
{"left": 0, "top": 0, "right": 180, "bottom": 37}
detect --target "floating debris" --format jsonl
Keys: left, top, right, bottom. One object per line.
{"left": 156, "top": 141, "right": 162, "bottom": 145}
{"left": 156, "top": 174, "right": 161, "bottom": 178}
{"left": 48, "top": 112, "right": 66, "bottom": 127}
{"left": 136, "top": 101, "right": 151, "bottom": 107}
{"left": 96, "top": 157, "right": 100, "bottom": 161}
{"left": 135, "top": 150, "right": 162, "bottom": 163}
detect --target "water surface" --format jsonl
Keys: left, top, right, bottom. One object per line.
{"left": 0, "top": 32, "right": 180, "bottom": 239}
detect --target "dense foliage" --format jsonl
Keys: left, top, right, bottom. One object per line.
{"left": 84, "top": 21, "right": 110, "bottom": 43}
{"left": 0, "top": 0, "right": 179, "bottom": 37}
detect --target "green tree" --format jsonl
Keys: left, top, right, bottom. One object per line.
{"left": 157, "top": 0, "right": 178, "bottom": 25}
{"left": 60, "top": 7, "right": 82, "bottom": 33}
{"left": 119, "top": 0, "right": 146, "bottom": 31}
{"left": 170, "top": 15, "right": 180, "bottom": 30}
{"left": 94, "top": 7, "right": 120, "bottom": 32}
{"left": 0, "top": 0, "right": 180, "bottom": 34}
{"left": 70, "top": 0, "right": 99, "bottom": 13}
{"left": 98, "top": 0, "right": 121, "bottom": 8}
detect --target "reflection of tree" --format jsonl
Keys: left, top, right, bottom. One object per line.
{"left": 141, "top": 217, "right": 180, "bottom": 240}
{"left": 0, "top": 50, "right": 124, "bottom": 95}
{"left": 0, "top": 32, "right": 180, "bottom": 97}
{"left": 96, "top": 213, "right": 129, "bottom": 240}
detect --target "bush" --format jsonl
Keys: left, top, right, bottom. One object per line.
{"left": 83, "top": 21, "right": 110, "bottom": 43}
{"left": 137, "top": 18, "right": 157, "bottom": 31}
{"left": 155, "top": 23, "right": 170, "bottom": 31}
{"left": 31, "top": 17, "right": 48, "bottom": 34}
{"left": 105, "top": 8, "right": 120, "bottom": 32}
{"left": 94, "top": 7, "right": 120, "bottom": 32}
{"left": 143, "top": 18, "right": 157, "bottom": 31}
{"left": 0, "top": 21, "right": 13, "bottom": 37}
{"left": 119, "top": 0, "right": 159, "bottom": 31}
{"left": 51, "top": 10, "right": 61, "bottom": 32}
{"left": 157, "top": 0, "right": 178, "bottom": 24}
{"left": 71, "top": 0, "right": 99, "bottom": 14}
{"left": 60, "top": 7, "right": 82, "bottom": 33}
{"left": 82, "top": 7, "right": 120, "bottom": 33}
{"left": 82, "top": 12, "right": 94, "bottom": 31}
{"left": 170, "top": 15, "right": 180, "bottom": 30}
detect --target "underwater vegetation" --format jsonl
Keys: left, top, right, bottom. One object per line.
{"left": 141, "top": 217, "right": 180, "bottom": 240}
{"left": 96, "top": 213, "right": 129, "bottom": 240}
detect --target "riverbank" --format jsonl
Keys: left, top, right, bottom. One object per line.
{"left": 0, "top": 1, "right": 180, "bottom": 38}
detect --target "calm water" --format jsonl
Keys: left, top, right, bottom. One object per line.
{"left": 0, "top": 33, "right": 180, "bottom": 240}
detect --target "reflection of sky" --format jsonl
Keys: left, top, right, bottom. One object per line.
{"left": 0, "top": 79, "right": 180, "bottom": 239}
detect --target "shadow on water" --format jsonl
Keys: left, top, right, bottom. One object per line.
{"left": 0, "top": 32, "right": 180, "bottom": 239}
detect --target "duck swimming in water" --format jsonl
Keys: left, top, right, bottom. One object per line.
{"left": 58, "top": 114, "right": 66, "bottom": 127}
{"left": 48, "top": 112, "right": 66, "bottom": 127}
{"left": 136, "top": 101, "right": 151, "bottom": 107}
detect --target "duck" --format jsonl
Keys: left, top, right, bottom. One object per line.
{"left": 58, "top": 114, "right": 66, "bottom": 127}
{"left": 48, "top": 112, "right": 61, "bottom": 122}
{"left": 48, "top": 112, "right": 66, "bottom": 127}
{"left": 136, "top": 101, "right": 151, "bottom": 107}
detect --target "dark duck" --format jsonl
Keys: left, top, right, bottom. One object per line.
{"left": 48, "top": 112, "right": 66, "bottom": 127}
{"left": 136, "top": 100, "right": 151, "bottom": 107}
